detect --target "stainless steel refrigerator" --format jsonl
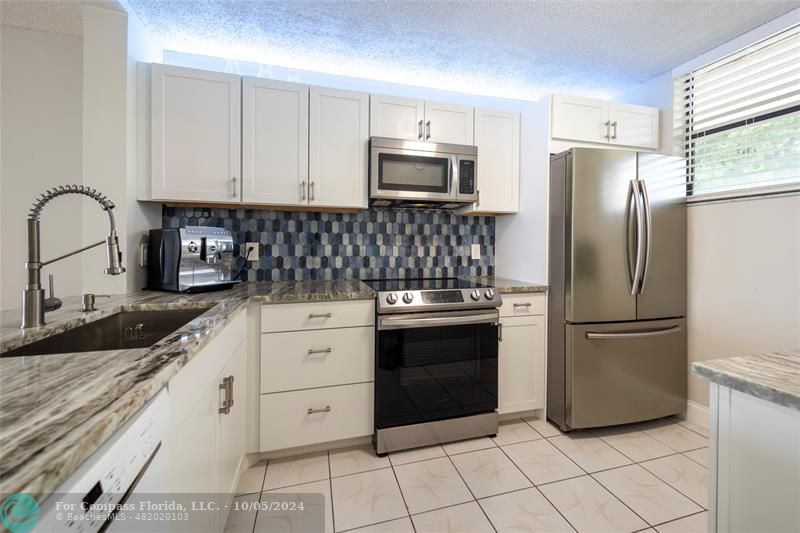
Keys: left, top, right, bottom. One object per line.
{"left": 547, "top": 148, "right": 687, "bottom": 431}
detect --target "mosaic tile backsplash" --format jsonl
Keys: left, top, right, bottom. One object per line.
{"left": 162, "top": 206, "right": 495, "bottom": 281}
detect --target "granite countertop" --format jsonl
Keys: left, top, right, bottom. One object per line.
{"left": 692, "top": 349, "right": 800, "bottom": 412}
{"left": 0, "top": 276, "right": 541, "bottom": 498}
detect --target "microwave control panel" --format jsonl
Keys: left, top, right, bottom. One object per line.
{"left": 459, "top": 160, "right": 476, "bottom": 194}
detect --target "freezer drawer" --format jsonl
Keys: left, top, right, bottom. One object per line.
{"left": 566, "top": 318, "right": 686, "bottom": 429}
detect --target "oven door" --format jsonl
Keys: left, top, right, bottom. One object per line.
{"left": 375, "top": 310, "right": 499, "bottom": 430}
{"left": 370, "top": 145, "right": 456, "bottom": 202}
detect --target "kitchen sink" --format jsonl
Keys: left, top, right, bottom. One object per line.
{"left": 1, "top": 307, "right": 214, "bottom": 357}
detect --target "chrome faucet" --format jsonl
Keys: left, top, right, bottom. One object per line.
{"left": 21, "top": 185, "right": 125, "bottom": 329}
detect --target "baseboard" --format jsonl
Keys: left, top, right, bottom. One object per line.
{"left": 679, "top": 400, "right": 710, "bottom": 430}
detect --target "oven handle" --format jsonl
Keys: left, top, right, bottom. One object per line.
{"left": 378, "top": 310, "right": 500, "bottom": 330}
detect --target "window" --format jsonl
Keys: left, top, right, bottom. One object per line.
{"left": 676, "top": 24, "right": 800, "bottom": 200}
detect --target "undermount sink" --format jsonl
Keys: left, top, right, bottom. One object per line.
{"left": 2, "top": 307, "right": 214, "bottom": 357}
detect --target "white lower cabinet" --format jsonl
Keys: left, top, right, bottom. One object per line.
{"left": 170, "top": 312, "right": 247, "bottom": 533}
{"left": 259, "top": 301, "right": 375, "bottom": 453}
{"left": 497, "top": 293, "right": 547, "bottom": 415}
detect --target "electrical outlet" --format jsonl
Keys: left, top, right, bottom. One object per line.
{"left": 471, "top": 243, "right": 481, "bottom": 260}
{"left": 244, "top": 242, "right": 260, "bottom": 263}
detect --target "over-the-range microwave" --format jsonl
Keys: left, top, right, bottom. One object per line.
{"left": 369, "top": 136, "right": 478, "bottom": 209}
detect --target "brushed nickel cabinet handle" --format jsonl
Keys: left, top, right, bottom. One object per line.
{"left": 218, "top": 375, "right": 234, "bottom": 414}
{"left": 308, "top": 312, "right": 332, "bottom": 318}
{"left": 498, "top": 323, "right": 503, "bottom": 342}
{"left": 231, "top": 176, "right": 238, "bottom": 198}
{"left": 307, "top": 406, "right": 331, "bottom": 415}
{"left": 307, "top": 347, "right": 332, "bottom": 355}
{"left": 300, "top": 180, "right": 307, "bottom": 201}
{"left": 425, "top": 120, "right": 431, "bottom": 140}
{"left": 513, "top": 302, "right": 532, "bottom": 308}
{"left": 604, "top": 121, "right": 611, "bottom": 140}
{"left": 310, "top": 181, "right": 315, "bottom": 201}
{"left": 611, "top": 121, "right": 618, "bottom": 140}
{"left": 418, "top": 119, "right": 424, "bottom": 139}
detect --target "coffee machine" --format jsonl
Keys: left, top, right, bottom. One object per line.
{"left": 147, "top": 226, "right": 239, "bottom": 292}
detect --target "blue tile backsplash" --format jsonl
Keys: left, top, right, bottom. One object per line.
{"left": 162, "top": 206, "right": 495, "bottom": 281}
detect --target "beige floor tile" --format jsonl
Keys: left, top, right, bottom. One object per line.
{"left": 258, "top": 479, "right": 332, "bottom": 533}
{"left": 236, "top": 462, "right": 267, "bottom": 495}
{"left": 641, "top": 454, "right": 709, "bottom": 508}
{"left": 524, "top": 416, "right": 565, "bottom": 437}
{"left": 479, "top": 486, "right": 576, "bottom": 533}
{"left": 594, "top": 464, "right": 703, "bottom": 525}
{"left": 224, "top": 493, "right": 258, "bottom": 533}
{"left": 549, "top": 435, "right": 632, "bottom": 473}
{"left": 330, "top": 445, "right": 391, "bottom": 477}
{"left": 597, "top": 430, "right": 676, "bottom": 463}
{"left": 492, "top": 419, "right": 543, "bottom": 446}
{"left": 539, "top": 475, "right": 648, "bottom": 533}
{"left": 670, "top": 418, "right": 710, "bottom": 438}
{"left": 393, "top": 457, "right": 473, "bottom": 514}
{"left": 642, "top": 423, "right": 708, "bottom": 452}
{"left": 263, "top": 451, "right": 330, "bottom": 490}
{"left": 331, "top": 468, "right": 407, "bottom": 532}
{"left": 389, "top": 445, "right": 446, "bottom": 466}
{"left": 346, "top": 517, "right": 415, "bottom": 533}
{"left": 502, "top": 438, "right": 585, "bottom": 485}
{"left": 450, "top": 447, "right": 531, "bottom": 498}
{"left": 683, "top": 448, "right": 709, "bottom": 468}
{"left": 655, "top": 511, "right": 708, "bottom": 533}
{"left": 411, "top": 501, "right": 494, "bottom": 533}
{"left": 442, "top": 437, "right": 497, "bottom": 456}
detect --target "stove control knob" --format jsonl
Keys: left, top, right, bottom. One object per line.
{"left": 187, "top": 241, "right": 199, "bottom": 253}
{"left": 470, "top": 289, "right": 481, "bottom": 301}
{"left": 402, "top": 292, "right": 414, "bottom": 304}
{"left": 484, "top": 289, "right": 495, "bottom": 300}
{"left": 386, "top": 293, "right": 398, "bottom": 305}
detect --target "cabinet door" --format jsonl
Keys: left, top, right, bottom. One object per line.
{"left": 309, "top": 86, "right": 369, "bottom": 208}
{"left": 424, "top": 101, "right": 474, "bottom": 144}
{"left": 216, "top": 342, "right": 247, "bottom": 532}
{"left": 609, "top": 102, "right": 660, "bottom": 150}
{"left": 370, "top": 94, "right": 425, "bottom": 141}
{"left": 551, "top": 94, "right": 610, "bottom": 144}
{"left": 171, "top": 384, "right": 216, "bottom": 533}
{"left": 498, "top": 315, "right": 546, "bottom": 414}
{"left": 473, "top": 109, "right": 520, "bottom": 213}
{"left": 242, "top": 78, "right": 309, "bottom": 205}
{"left": 151, "top": 64, "right": 241, "bottom": 202}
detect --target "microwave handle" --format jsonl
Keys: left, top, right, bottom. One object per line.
{"left": 450, "top": 155, "right": 459, "bottom": 196}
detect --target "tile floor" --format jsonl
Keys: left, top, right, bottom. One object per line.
{"left": 225, "top": 416, "right": 709, "bottom": 533}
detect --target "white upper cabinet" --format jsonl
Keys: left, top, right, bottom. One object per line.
{"left": 609, "top": 102, "right": 659, "bottom": 149}
{"left": 551, "top": 94, "right": 660, "bottom": 150}
{"left": 242, "top": 78, "right": 309, "bottom": 206}
{"left": 370, "top": 94, "right": 425, "bottom": 141}
{"left": 424, "top": 100, "right": 474, "bottom": 144}
{"left": 551, "top": 94, "right": 610, "bottom": 144}
{"left": 151, "top": 64, "right": 241, "bottom": 202}
{"left": 309, "top": 86, "right": 369, "bottom": 209}
{"left": 369, "top": 95, "right": 474, "bottom": 144}
{"left": 470, "top": 109, "right": 520, "bottom": 213}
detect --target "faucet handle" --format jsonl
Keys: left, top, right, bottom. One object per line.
{"left": 80, "top": 293, "right": 110, "bottom": 312}
{"left": 44, "top": 274, "right": 62, "bottom": 312}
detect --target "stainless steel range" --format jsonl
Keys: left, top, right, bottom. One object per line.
{"left": 363, "top": 278, "right": 502, "bottom": 455}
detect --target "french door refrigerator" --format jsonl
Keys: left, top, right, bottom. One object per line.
{"left": 547, "top": 148, "right": 687, "bottom": 431}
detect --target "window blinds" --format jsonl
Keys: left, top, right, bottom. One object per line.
{"left": 676, "top": 24, "right": 800, "bottom": 200}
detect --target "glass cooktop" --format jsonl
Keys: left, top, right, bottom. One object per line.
{"left": 362, "top": 278, "right": 487, "bottom": 292}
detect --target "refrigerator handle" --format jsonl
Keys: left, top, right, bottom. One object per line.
{"left": 624, "top": 180, "right": 636, "bottom": 294}
{"left": 637, "top": 179, "right": 653, "bottom": 294}
{"left": 627, "top": 179, "right": 645, "bottom": 296}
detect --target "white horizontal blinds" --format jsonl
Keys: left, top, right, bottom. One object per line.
{"left": 678, "top": 24, "right": 800, "bottom": 198}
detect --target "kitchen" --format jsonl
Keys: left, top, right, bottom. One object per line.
{"left": 1, "top": 1, "right": 799, "bottom": 532}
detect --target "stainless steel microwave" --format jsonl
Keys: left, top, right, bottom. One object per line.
{"left": 369, "top": 137, "right": 478, "bottom": 208}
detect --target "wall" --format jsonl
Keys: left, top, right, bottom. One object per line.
{"left": 0, "top": 26, "right": 83, "bottom": 310}
{"left": 615, "top": 7, "right": 800, "bottom": 407}
{"left": 162, "top": 206, "right": 495, "bottom": 281}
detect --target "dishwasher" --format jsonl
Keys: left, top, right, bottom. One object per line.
{"left": 33, "top": 389, "right": 171, "bottom": 532}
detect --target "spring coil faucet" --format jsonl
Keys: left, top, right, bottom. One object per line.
{"left": 21, "top": 185, "right": 125, "bottom": 329}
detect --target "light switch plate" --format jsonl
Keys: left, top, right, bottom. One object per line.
{"left": 244, "top": 242, "right": 260, "bottom": 263}
{"left": 471, "top": 244, "right": 481, "bottom": 260}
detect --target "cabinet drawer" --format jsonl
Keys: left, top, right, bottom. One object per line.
{"left": 261, "top": 300, "right": 374, "bottom": 332}
{"left": 261, "top": 327, "right": 374, "bottom": 393}
{"left": 500, "top": 293, "right": 546, "bottom": 318}
{"left": 260, "top": 383, "right": 373, "bottom": 451}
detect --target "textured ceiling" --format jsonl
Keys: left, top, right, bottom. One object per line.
{"left": 20, "top": 0, "right": 800, "bottom": 100}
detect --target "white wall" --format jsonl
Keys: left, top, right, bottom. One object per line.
{"left": 0, "top": 26, "right": 83, "bottom": 310}
{"left": 616, "top": 7, "right": 800, "bottom": 406}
